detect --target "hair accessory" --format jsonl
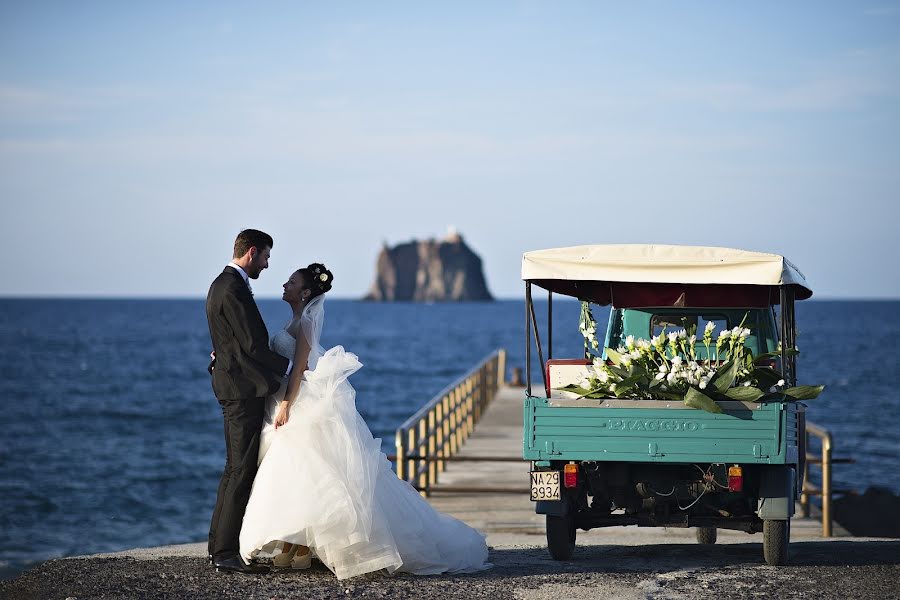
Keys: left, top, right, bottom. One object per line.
{"left": 319, "top": 273, "right": 328, "bottom": 282}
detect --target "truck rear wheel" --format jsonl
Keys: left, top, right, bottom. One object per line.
{"left": 695, "top": 527, "right": 717, "bottom": 544}
{"left": 763, "top": 519, "right": 790, "bottom": 565}
{"left": 546, "top": 513, "right": 576, "bottom": 560}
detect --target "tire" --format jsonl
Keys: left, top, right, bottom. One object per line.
{"left": 763, "top": 519, "right": 790, "bottom": 566}
{"left": 546, "top": 513, "right": 576, "bottom": 560}
{"left": 696, "top": 527, "right": 717, "bottom": 545}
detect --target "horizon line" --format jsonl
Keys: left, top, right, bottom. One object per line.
{"left": 1, "top": 294, "right": 898, "bottom": 302}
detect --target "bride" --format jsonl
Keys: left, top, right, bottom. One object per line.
{"left": 239, "top": 263, "right": 491, "bottom": 579}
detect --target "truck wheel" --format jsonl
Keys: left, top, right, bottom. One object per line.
{"left": 546, "top": 513, "right": 576, "bottom": 560}
{"left": 763, "top": 519, "right": 790, "bottom": 566}
{"left": 696, "top": 527, "right": 717, "bottom": 544}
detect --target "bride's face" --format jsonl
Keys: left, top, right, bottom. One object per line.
{"left": 282, "top": 270, "right": 307, "bottom": 304}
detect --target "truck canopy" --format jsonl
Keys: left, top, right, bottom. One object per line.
{"left": 521, "top": 244, "right": 812, "bottom": 307}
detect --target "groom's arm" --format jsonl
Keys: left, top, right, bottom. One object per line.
{"left": 221, "top": 284, "right": 290, "bottom": 376}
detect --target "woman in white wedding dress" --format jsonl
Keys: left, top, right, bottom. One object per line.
{"left": 239, "top": 263, "right": 491, "bottom": 580}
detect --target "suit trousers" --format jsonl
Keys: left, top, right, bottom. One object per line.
{"left": 208, "top": 396, "right": 266, "bottom": 560}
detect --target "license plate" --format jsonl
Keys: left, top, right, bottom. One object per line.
{"left": 530, "top": 470, "right": 561, "bottom": 501}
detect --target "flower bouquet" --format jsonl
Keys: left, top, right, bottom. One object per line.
{"left": 561, "top": 303, "right": 824, "bottom": 414}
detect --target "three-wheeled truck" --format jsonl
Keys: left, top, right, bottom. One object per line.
{"left": 522, "top": 245, "right": 813, "bottom": 566}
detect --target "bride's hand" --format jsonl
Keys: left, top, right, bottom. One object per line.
{"left": 274, "top": 401, "right": 290, "bottom": 429}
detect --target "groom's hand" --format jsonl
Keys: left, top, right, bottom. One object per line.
{"left": 208, "top": 350, "right": 216, "bottom": 374}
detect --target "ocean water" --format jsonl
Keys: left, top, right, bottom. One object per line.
{"left": 1, "top": 298, "right": 898, "bottom": 579}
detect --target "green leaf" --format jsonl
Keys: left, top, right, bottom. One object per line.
{"left": 605, "top": 348, "right": 623, "bottom": 366}
{"left": 556, "top": 384, "right": 593, "bottom": 395}
{"left": 724, "top": 386, "right": 766, "bottom": 402}
{"left": 608, "top": 364, "right": 629, "bottom": 379}
{"left": 614, "top": 374, "right": 642, "bottom": 397}
{"left": 684, "top": 387, "right": 724, "bottom": 413}
{"left": 750, "top": 366, "right": 783, "bottom": 390}
{"left": 755, "top": 348, "right": 800, "bottom": 361}
{"left": 709, "top": 358, "right": 739, "bottom": 394}
{"left": 782, "top": 385, "right": 825, "bottom": 400}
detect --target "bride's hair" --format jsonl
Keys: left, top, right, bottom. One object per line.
{"left": 299, "top": 262, "right": 333, "bottom": 298}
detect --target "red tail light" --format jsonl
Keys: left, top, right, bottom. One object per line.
{"left": 728, "top": 465, "right": 743, "bottom": 492}
{"left": 564, "top": 463, "right": 579, "bottom": 488}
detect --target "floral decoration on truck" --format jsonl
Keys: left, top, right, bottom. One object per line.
{"left": 564, "top": 302, "right": 824, "bottom": 414}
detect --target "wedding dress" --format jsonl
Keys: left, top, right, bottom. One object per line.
{"left": 238, "top": 296, "right": 491, "bottom": 579}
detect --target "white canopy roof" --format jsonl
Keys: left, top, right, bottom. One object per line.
{"left": 521, "top": 244, "right": 812, "bottom": 301}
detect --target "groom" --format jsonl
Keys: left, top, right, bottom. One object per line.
{"left": 206, "top": 229, "right": 291, "bottom": 574}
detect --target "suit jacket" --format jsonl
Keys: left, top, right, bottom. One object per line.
{"left": 206, "top": 266, "right": 290, "bottom": 400}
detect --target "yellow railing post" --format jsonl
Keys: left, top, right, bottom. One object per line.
{"left": 822, "top": 431, "right": 833, "bottom": 537}
{"left": 427, "top": 409, "right": 436, "bottom": 486}
{"left": 395, "top": 428, "right": 405, "bottom": 482}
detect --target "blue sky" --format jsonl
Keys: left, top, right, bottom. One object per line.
{"left": 1, "top": 2, "right": 898, "bottom": 298}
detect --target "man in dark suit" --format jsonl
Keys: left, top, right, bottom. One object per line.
{"left": 205, "top": 229, "right": 291, "bottom": 574}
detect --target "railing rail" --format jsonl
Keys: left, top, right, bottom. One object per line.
{"left": 394, "top": 349, "right": 506, "bottom": 494}
{"left": 800, "top": 420, "right": 854, "bottom": 537}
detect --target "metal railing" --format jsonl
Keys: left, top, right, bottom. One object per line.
{"left": 394, "top": 349, "right": 506, "bottom": 494}
{"left": 800, "top": 421, "right": 855, "bottom": 537}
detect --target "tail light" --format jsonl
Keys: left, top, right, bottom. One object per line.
{"left": 728, "top": 465, "right": 743, "bottom": 492}
{"left": 564, "top": 463, "right": 579, "bottom": 488}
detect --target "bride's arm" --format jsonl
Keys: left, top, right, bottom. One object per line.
{"left": 274, "top": 332, "right": 311, "bottom": 428}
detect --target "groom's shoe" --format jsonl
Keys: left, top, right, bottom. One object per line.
{"left": 214, "top": 555, "right": 270, "bottom": 574}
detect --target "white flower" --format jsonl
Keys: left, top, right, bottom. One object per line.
{"left": 668, "top": 332, "right": 678, "bottom": 344}
{"left": 626, "top": 335, "right": 635, "bottom": 350}
{"left": 731, "top": 326, "right": 742, "bottom": 339}
{"left": 705, "top": 321, "right": 716, "bottom": 333}
{"left": 718, "top": 330, "right": 730, "bottom": 339}
{"left": 655, "top": 373, "right": 665, "bottom": 381}
{"left": 776, "top": 379, "right": 785, "bottom": 387}
{"left": 630, "top": 350, "right": 642, "bottom": 361}
{"left": 666, "top": 372, "right": 676, "bottom": 384}
{"left": 609, "top": 383, "right": 617, "bottom": 392}
{"left": 678, "top": 329, "right": 687, "bottom": 339}
{"left": 598, "top": 370, "right": 609, "bottom": 383}
{"left": 689, "top": 334, "right": 697, "bottom": 344}
{"left": 671, "top": 356, "right": 683, "bottom": 367}
{"left": 742, "top": 328, "right": 751, "bottom": 338}
{"left": 743, "top": 381, "right": 751, "bottom": 387}
{"left": 699, "top": 380, "right": 708, "bottom": 390}
{"left": 621, "top": 356, "right": 632, "bottom": 367}
{"left": 658, "top": 364, "right": 668, "bottom": 373}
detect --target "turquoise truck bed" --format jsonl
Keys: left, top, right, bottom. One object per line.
{"left": 524, "top": 397, "right": 801, "bottom": 465}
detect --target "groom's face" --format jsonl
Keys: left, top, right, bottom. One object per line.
{"left": 247, "top": 245, "right": 271, "bottom": 279}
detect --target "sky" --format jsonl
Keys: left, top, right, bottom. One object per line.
{"left": 1, "top": 2, "right": 898, "bottom": 299}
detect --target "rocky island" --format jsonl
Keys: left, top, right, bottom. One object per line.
{"left": 364, "top": 231, "right": 493, "bottom": 302}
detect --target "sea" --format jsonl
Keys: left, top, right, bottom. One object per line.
{"left": 1, "top": 298, "right": 898, "bottom": 579}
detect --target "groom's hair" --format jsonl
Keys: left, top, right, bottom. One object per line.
{"left": 233, "top": 229, "right": 274, "bottom": 258}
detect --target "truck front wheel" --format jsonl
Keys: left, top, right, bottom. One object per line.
{"left": 546, "top": 513, "right": 576, "bottom": 560}
{"left": 763, "top": 519, "right": 790, "bottom": 565}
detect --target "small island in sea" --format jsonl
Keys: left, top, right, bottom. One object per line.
{"left": 364, "top": 230, "right": 493, "bottom": 302}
